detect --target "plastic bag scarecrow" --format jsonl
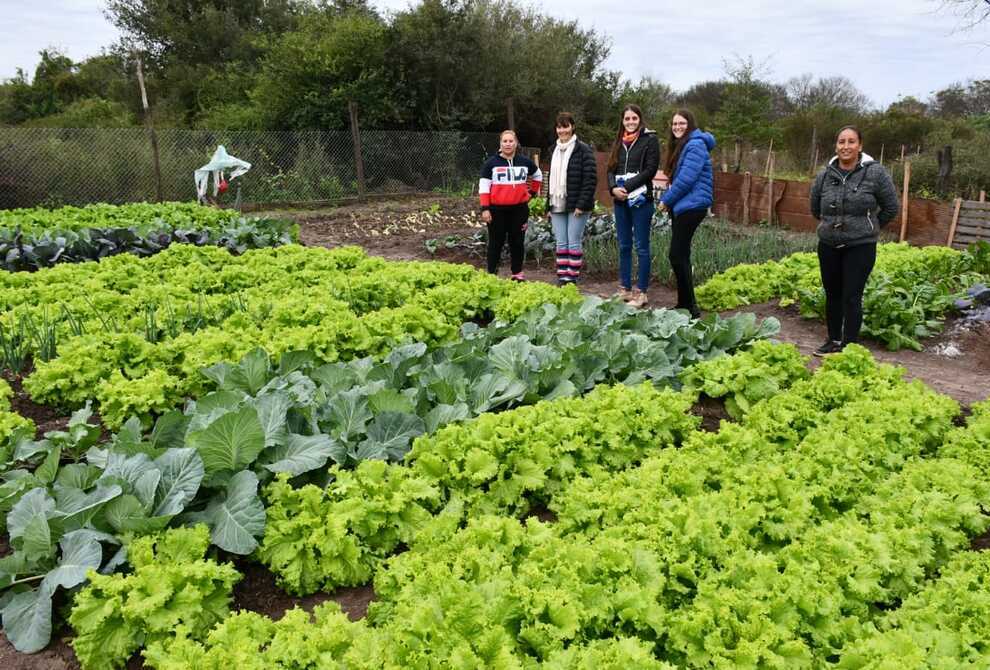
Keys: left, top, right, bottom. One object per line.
{"left": 194, "top": 146, "right": 251, "bottom": 203}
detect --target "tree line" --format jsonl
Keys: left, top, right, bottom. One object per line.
{"left": 1, "top": 0, "right": 988, "bottom": 195}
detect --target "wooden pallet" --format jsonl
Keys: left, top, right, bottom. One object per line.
{"left": 949, "top": 200, "right": 990, "bottom": 250}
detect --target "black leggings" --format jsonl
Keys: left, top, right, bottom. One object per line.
{"left": 487, "top": 204, "right": 527, "bottom": 275}
{"left": 817, "top": 241, "right": 876, "bottom": 344}
{"left": 668, "top": 208, "right": 707, "bottom": 310}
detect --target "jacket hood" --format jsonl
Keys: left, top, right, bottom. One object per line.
{"left": 688, "top": 128, "right": 716, "bottom": 150}
{"left": 828, "top": 152, "right": 875, "bottom": 167}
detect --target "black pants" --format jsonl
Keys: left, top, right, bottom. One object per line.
{"left": 487, "top": 204, "right": 527, "bottom": 275}
{"left": 668, "top": 208, "right": 707, "bottom": 310}
{"left": 817, "top": 241, "right": 876, "bottom": 344}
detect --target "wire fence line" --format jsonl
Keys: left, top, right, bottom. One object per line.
{"left": 0, "top": 128, "right": 526, "bottom": 210}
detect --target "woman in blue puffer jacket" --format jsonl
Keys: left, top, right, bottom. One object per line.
{"left": 658, "top": 109, "right": 716, "bottom": 318}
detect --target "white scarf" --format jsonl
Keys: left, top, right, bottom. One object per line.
{"left": 549, "top": 135, "right": 577, "bottom": 212}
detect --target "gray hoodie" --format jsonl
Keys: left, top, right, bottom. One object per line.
{"left": 810, "top": 153, "right": 900, "bottom": 248}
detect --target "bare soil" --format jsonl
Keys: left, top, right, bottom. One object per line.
{"left": 230, "top": 557, "right": 375, "bottom": 622}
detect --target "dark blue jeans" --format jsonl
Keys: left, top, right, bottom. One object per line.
{"left": 614, "top": 200, "right": 654, "bottom": 291}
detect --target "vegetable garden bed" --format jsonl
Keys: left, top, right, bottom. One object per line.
{"left": 1, "top": 196, "right": 989, "bottom": 669}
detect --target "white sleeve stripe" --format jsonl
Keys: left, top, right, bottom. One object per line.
{"left": 479, "top": 178, "right": 492, "bottom": 194}
{"left": 531, "top": 167, "right": 543, "bottom": 181}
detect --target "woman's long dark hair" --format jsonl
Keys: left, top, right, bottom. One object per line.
{"left": 663, "top": 109, "right": 698, "bottom": 178}
{"left": 607, "top": 104, "right": 644, "bottom": 173}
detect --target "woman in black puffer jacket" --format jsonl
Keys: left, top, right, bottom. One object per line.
{"left": 545, "top": 111, "right": 598, "bottom": 285}
{"left": 809, "top": 125, "right": 899, "bottom": 356}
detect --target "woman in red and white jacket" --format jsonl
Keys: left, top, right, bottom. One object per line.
{"left": 479, "top": 130, "right": 543, "bottom": 280}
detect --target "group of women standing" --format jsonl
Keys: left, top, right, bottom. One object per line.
{"left": 481, "top": 105, "right": 716, "bottom": 313}
{"left": 480, "top": 110, "right": 898, "bottom": 354}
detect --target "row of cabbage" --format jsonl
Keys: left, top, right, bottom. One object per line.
{"left": 696, "top": 241, "right": 990, "bottom": 350}
{"left": 0, "top": 202, "right": 297, "bottom": 271}
{"left": 16, "top": 343, "right": 987, "bottom": 669}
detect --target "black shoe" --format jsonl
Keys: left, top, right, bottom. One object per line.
{"left": 813, "top": 339, "right": 842, "bottom": 357}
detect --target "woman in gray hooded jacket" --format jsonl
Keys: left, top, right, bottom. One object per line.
{"left": 809, "top": 125, "right": 899, "bottom": 356}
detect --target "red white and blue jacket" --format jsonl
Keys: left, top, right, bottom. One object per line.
{"left": 479, "top": 154, "right": 543, "bottom": 211}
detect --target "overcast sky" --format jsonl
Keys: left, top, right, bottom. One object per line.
{"left": 1, "top": 0, "right": 987, "bottom": 107}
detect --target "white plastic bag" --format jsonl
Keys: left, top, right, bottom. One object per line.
{"left": 194, "top": 146, "right": 251, "bottom": 201}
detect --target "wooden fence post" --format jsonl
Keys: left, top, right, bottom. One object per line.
{"left": 899, "top": 161, "right": 911, "bottom": 242}
{"left": 134, "top": 56, "right": 163, "bottom": 203}
{"left": 946, "top": 197, "right": 963, "bottom": 247}
{"left": 764, "top": 138, "right": 774, "bottom": 177}
{"left": 742, "top": 171, "right": 752, "bottom": 226}
{"left": 767, "top": 153, "right": 776, "bottom": 226}
{"left": 980, "top": 190, "right": 986, "bottom": 203}
{"left": 809, "top": 126, "right": 817, "bottom": 174}
{"left": 348, "top": 101, "right": 367, "bottom": 200}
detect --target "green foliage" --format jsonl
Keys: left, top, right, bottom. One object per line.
{"left": 697, "top": 243, "right": 990, "bottom": 350}
{"left": 836, "top": 552, "right": 990, "bottom": 669}
{"left": 69, "top": 525, "right": 241, "bottom": 670}
{"left": 101, "top": 343, "right": 990, "bottom": 668}
{"left": 252, "top": 11, "right": 394, "bottom": 130}
{"left": 259, "top": 463, "right": 440, "bottom": 595}
{"left": 680, "top": 340, "right": 811, "bottom": 418}
{"left": 0, "top": 202, "right": 298, "bottom": 272}
{"left": 2, "top": 244, "right": 553, "bottom": 424}
{"left": 143, "top": 602, "right": 384, "bottom": 670}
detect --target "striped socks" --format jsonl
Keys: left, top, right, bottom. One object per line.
{"left": 556, "top": 249, "right": 583, "bottom": 283}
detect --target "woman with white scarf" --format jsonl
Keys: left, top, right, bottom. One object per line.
{"left": 546, "top": 112, "right": 598, "bottom": 285}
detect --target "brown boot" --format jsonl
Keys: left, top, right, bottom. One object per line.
{"left": 627, "top": 289, "right": 648, "bottom": 308}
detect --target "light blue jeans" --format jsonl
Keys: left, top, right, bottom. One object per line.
{"left": 550, "top": 211, "right": 589, "bottom": 282}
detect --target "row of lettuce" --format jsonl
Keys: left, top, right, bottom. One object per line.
{"left": 6, "top": 343, "right": 988, "bottom": 668}
{"left": 697, "top": 240, "right": 990, "bottom": 351}
{"left": 0, "top": 202, "right": 297, "bottom": 271}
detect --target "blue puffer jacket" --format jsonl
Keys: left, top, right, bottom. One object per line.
{"left": 661, "top": 129, "right": 716, "bottom": 216}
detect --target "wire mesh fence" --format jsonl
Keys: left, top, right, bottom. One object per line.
{"left": 0, "top": 128, "right": 512, "bottom": 209}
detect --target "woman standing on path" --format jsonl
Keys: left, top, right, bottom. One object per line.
{"left": 546, "top": 112, "right": 597, "bottom": 286}
{"left": 479, "top": 130, "right": 543, "bottom": 280}
{"left": 809, "top": 125, "right": 899, "bottom": 356}
{"left": 607, "top": 104, "right": 660, "bottom": 308}
{"left": 657, "top": 109, "right": 715, "bottom": 318}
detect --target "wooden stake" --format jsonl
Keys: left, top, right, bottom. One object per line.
{"left": 899, "top": 161, "right": 911, "bottom": 242}
{"left": 134, "top": 55, "right": 163, "bottom": 203}
{"left": 767, "top": 152, "right": 776, "bottom": 226}
{"left": 764, "top": 138, "right": 774, "bottom": 177}
{"left": 980, "top": 190, "right": 986, "bottom": 203}
{"left": 900, "top": 145, "right": 906, "bottom": 164}
{"left": 742, "top": 171, "right": 752, "bottom": 226}
{"left": 946, "top": 197, "right": 963, "bottom": 247}
{"left": 809, "top": 126, "right": 817, "bottom": 174}
{"left": 348, "top": 100, "right": 367, "bottom": 200}
{"left": 879, "top": 144, "right": 885, "bottom": 166}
